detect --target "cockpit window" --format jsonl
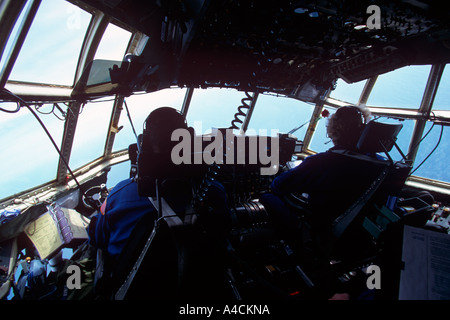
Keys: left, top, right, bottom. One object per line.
{"left": 367, "top": 65, "right": 432, "bottom": 109}
{"left": 70, "top": 99, "right": 113, "bottom": 170}
{"left": 413, "top": 121, "right": 448, "bottom": 182}
{"left": 248, "top": 94, "right": 314, "bottom": 138}
{"left": 6, "top": 0, "right": 92, "bottom": 86}
{"left": 94, "top": 22, "right": 132, "bottom": 61}
{"left": 0, "top": 1, "right": 449, "bottom": 204}
{"left": 329, "top": 78, "right": 367, "bottom": 105}
{"left": 112, "top": 88, "right": 187, "bottom": 153}
{"left": 433, "top": 64, "right": 450, "bottom": 111}
{"left": 0, "top": 102, "right": 64, "bottom": 200}
{"left": 186, "top": 88, "right": 250, "bottom": 133}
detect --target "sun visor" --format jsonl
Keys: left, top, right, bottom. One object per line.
{"left": 71, "top": 59, "right": 125, "bottom": 100}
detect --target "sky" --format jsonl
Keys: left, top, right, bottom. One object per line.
{"left": 0, "top": 0, "right": 449, "bottom": 201}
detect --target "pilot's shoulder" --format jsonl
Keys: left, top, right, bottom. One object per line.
{"left": 106, "top": 178, "right": 137, "bottom": 199}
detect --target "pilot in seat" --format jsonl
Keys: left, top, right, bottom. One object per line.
{"left": 260, "top": 105, "right": 382, "bottom": 298}
{"left": 261, "top": 106, "right": 375, "bottom": 235}
{"left": 89, "top": 106, "right": 231, "bottom": 299}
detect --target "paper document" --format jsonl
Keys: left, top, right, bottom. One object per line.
{"left": 399, "top": 225, "right": 450, "bottom": 300}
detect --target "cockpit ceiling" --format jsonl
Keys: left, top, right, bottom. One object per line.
{"left": 78, "top": 0, "right": 450, "bottom": 96}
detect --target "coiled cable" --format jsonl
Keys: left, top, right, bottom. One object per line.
{"left": 230, "top": 91, "right": 255, "bottom": 130}
{"left": 195, "top": 91, "right": 258, "bottom": 209}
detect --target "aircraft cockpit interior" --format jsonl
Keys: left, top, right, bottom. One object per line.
{"left": 1, "top": 0, "right": 450, "bottom": 305}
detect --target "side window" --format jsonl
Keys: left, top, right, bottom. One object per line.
{"left": 367, "top": 65, "right": 431, "bottom": 109}
{"left": 412, "top": 122, "right": 449, "bottom": 183}
{"left": 0, "top": 103, "right": 64, "bottom": 200}
{"left": 70, "top": 100, "right": 113, "bottom": 169}
{"left": 94, "top": 22, "right": 132, "bottom": 61}
{"left": 432, "top": 64, "right": 450, "bottom": 111}
{"left": 6, "top": 0, "right": 92, "bottom": 86}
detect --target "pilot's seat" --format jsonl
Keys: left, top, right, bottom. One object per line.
{"left": 272, "top": 121, "right": 411, "bottom": 297}
{"left": 111, "top": 107, "right": 228, "bottom": 300}
{"left": 328, "top": 122, "right": 411, "bottom": 256}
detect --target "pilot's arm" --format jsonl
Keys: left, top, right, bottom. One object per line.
{"left": 270, "top": 153, "right": 323, "bottom": 197}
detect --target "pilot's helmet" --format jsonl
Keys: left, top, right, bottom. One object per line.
{"left": 142, "top": 107, "right": 188, "bottom": 154}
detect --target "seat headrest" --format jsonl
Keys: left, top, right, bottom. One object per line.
{"left": 357, "top": 121, "right": 402, "bottom": 153}
{"left": 128, "top": 143, "right": 138, "bottom": 165}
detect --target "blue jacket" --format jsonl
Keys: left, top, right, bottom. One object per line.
{"left": 92, "top": 179, "right": 157, "bottom": 262}
{"left": 90, "top": 177, "right": 231, "bottom": 263}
